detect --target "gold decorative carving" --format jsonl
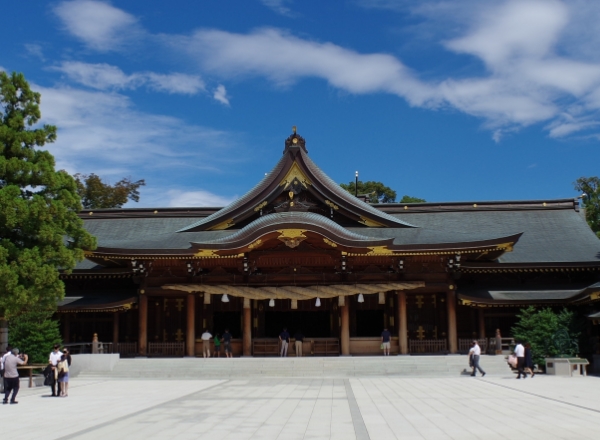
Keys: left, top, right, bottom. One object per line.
{"left": 209, "top": 218, "right": 235, "bottom": 230}
{"left": 590, "top": 291, "right": 600, "bottom": 301}
{"left": 359, "top": 216, "right": 385, "bottom": 228}
{"left": 416, "top": 325, "right": 425, "bottom": 340}
{"left": 253, "top": 201, "right": 268, "bottom": 212}
{"left": 366, "top": 246, "right": 396, "bottom": 255}
{"left": 460, "top": 299, "right": 473, "bottom": 306}
{"left": 279, "top": 162, "right": 311, "bottom": 188}
{"left": 323, "top": 238, "right": 338, "bottom": 248}
{"left": 277, "top": 229, "right": 307, "bottom": 248}
{"left": 497, "top": 242, "right": 514, "bottom": 252}
{"left": 248, "top": 239, "right": 263, "bottom": 250}
{"left": 325, "top": 200, "right": 339, "bottom": 210}
{"left": 193, "top": 249, "right": 219, "bottom": 258}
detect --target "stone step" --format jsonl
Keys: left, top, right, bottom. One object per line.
{"left": 77, "top": 355, "right": 511, "bottom": 379}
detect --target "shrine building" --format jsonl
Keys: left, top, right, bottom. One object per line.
{"left": 58, "top": 130, "right": 600, "bottom": 357}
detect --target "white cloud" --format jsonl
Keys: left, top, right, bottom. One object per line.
{"left": 163, "top": 189, "right": 236, "bottom": 207}
{"left": 36, "top": 84, "right": 240, "bottom": 183}
{"left": 24, "top": 44, "right": 45, "bottom": 61}
{"left": 260, "top": 0, "right": 295, "bottom": 17}
{"left": 213, "top": 84, "right": 230, "bottom": 105}
{"left": 54, "top": 0, "right": 141, "bottom": 51}
{"left": 53, "top": 0, "right": 600, "bottom": 139}
{"left": 53, "top": 61, "right": 205, "bottom": 95}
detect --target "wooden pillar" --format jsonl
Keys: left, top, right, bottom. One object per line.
{"left": 447, "top": 290, "right": 458, "bottom": 354}
{"left": 63, "top": 314, "right": 71, "bottom": 344}
{"left": 0, "top": 319, "right": 8, "bottom": 351}
{"left": 340, "top": 304, "right": 350, "bottom": 355}
{"left": 478, "top": 308, "right": 486, "bottom": 340}
{"left": 243, "top": 299, "right": 252, "bottom": 357}
{"left": 397, "top": 291, "right": 408, "bottom": 355}
{"left": 139, "top": 294, "right": 148, "bottom": 356}
{"left": 186, "top": 294, "right": 196, "bottom": 357}
{"left": 112, "top": 313, "right": 119, "bottom": 348}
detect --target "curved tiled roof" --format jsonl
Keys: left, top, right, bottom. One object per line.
{"left": 193, "top": 212, "right": 387, "bottom": 246}
{"left": 178, "top": 135, "right": 414, "bottom": 232}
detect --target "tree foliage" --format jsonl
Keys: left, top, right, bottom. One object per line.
{"left": 511, "top": 306, "right": 581, "bottom": 366}
{"left": 0, "top": 71, "right": 96, "bottom": 319}
{"left": 74, "top": 173, "right": 146, "bottom": 209}
{"left": 574, "top": 176, "right": 600, "bottom": 238}
{"left": 340, "top": 180, "right": 397, "bottom": 203}
{"left": 399, "top": 195, "right": 426, "bottom": 203}
{"left": 8, "top": 307, "right": 61, "bottom": 364}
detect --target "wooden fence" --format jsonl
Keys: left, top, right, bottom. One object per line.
{"left": 147, "top": 342, "right": 184, "bottom": 357}
{"left": 253, "top": 339, "right": 280, "bottom": 357}
{"left": 312, "top": 338, "right": 340, "bottom": 356}
{"left": 409, "top": 339, "right": 448, "bottom": 354}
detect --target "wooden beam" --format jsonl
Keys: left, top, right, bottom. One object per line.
{"left": 397, "top": 291, "right": 408, "bottom": 355}
{"left": 186, "top": 294, "right": 196, "bottom": 357}
{"left": 139, "top": 294, "right": 148, "bottom": 356}
{"left": 447, "top": 290, "right": 458, "bottom": 354}
{"left": 243, "top": 302, "right": 252, "bottom": 357}
{"left": 340, "top": 304, "right": 350, "bottom": 355}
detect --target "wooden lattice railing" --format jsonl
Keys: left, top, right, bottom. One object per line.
{"left": 115, "top": 342, "right": 138, "bottom": 356}
{"left": 409, "top": 339, "right": 448, "bottom": 354}
{"left": 458, "top": 338, "right": 488, "bottom": 354}
{"left": 147, "top": 342, "right": 184, "bottom": 357}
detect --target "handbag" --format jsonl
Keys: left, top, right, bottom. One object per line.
{"left": 380, "top": 343, "right": 384, "bottom": 349}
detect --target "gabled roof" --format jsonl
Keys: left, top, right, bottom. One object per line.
{"left": 177, "top": 131, "right": 415, "bottom": 232}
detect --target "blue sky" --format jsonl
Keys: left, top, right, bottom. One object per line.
{"left": 2, "top": 0, "right": 600, "bottom": 207}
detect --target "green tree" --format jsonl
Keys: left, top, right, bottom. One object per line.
{"left": 574, "top": 176, "right": 600, "bottom": 238}
{"left": 74, "top": 173, "right": 146, "bottom": 209}
{"left": 511, "top": 306, "right": 581, "bottom": 366}
{"left": 0, "top": 71, "right": 96, "bottom": 319}
{"left": 399, "top": 195, "right": 426, "bottom": 203}
{"left": 8, "top": 307, "right": 61, "bottom": 363}
{"left": 340, "top": 180, "right": 397, "bottom": 203}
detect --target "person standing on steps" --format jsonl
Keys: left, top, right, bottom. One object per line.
{"left": 514, "top": 341, "right": 527, "bottom": 379}
{"left": 468, "top": 340, "right": 486, "bottom": 377}
{"left": 201, "top": 329, "right": 212, "bottom": 358}
{"left": 279, "top": 327, "right": 290, "bottom": 357}
{"left": 222, "top": 329, "right": 233, "bottom": 358}
{"left": 381, "top": 327, "right": 392, "bottom": 356}
{"left": 294, "top": 330, "right": 304, "bottom": 357}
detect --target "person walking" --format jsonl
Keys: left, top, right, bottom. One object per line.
{"left": 57, "top": 354, "right": 70, "bottom": 397}
{"left": 201, "top": 329, "right": 212, "bottom": 358}
{"left": 222, "top": 329, "right": 233, "bottom": 358}
{"left": 63, "top": 348, "right": 72, "bottom": 366}
{"left": 3, "top": 348, "right": 28, "bottom": 404}
{"left": 294, "top": 330, "right": 304, "bottom": 357}
{"left": 514, "top": 341, "right": 527, "bottom": 379}
{"left": 279, "top": 327, "right": 290, "bottom": 357}
{"left": 49, "top": 344, "right": 62, "bottom": 396}
{"left": 468, "top": 340, "right": 486, "bottom": 377}
{"left": 381, "top": 327, "right": 392, "bottom": 356}
{"left": 524, "top": 343, "right": 535, "bottom": 378}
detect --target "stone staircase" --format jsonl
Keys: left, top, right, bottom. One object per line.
{"left": 77, "top": 355, "right": 512, "bottom": 379}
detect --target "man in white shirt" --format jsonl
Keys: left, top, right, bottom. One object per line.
{"left": 514, "top": 341, "right": 526, "bottom": 379}
{"left": 3, "top": 348, "right": 28, "bottom": 404}
{"left": 49, "top": 344, "right": 62, "bottom": 396}
{"left": 1, "top": 345, "right": 12, "bottom": 393}
{"left": 468, "top": 341, "right": 486, "bottom": 377}
{"left": 201, "top": 329, "right": 212, "bottom": 358}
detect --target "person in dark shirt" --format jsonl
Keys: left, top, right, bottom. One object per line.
{"left": 294, "top": 330, "right": 304, "bottom": 357}
{"left": 381, "top": 328, "right": 392, "bottom": 356}
{"left": 222, "top": 329, "right": 233, "bottom": 358}
{"left": 279, "top": 328, "right": 290, "bottom": 357}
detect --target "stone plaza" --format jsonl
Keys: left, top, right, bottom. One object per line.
{"left": 4, "top": 356, "right": 600, "bottom": 440}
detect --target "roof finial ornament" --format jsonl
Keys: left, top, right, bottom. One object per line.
{"left": 292, "top": 125, "right": 297, "bottom": 134}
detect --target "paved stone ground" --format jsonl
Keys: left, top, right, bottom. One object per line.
{"left": 4, "top": 375, "right": 600, "bottom": 439}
